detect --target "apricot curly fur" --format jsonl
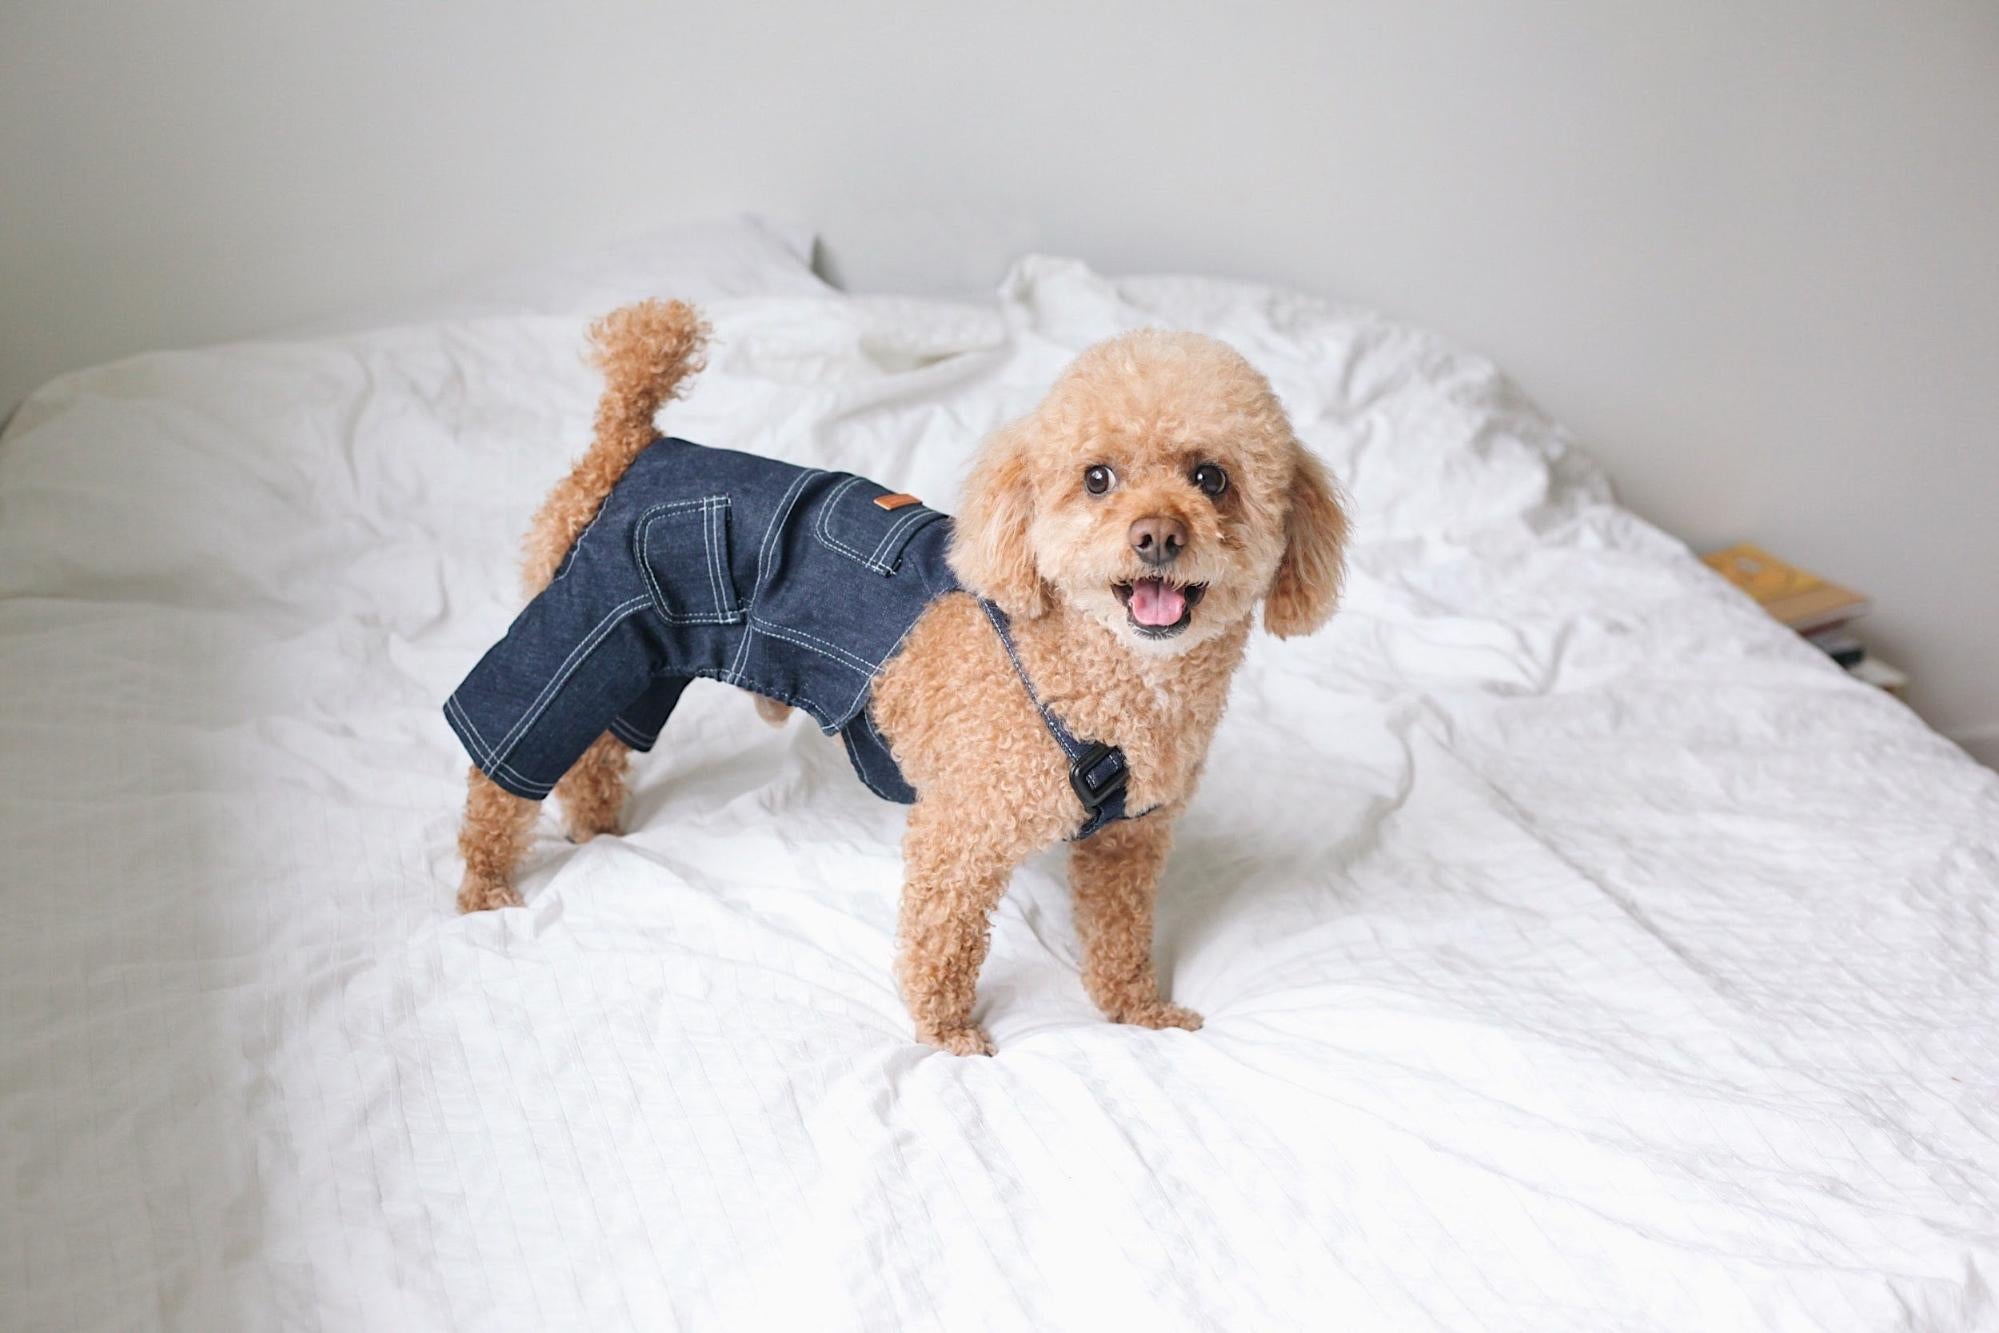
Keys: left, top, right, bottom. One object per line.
{"left": 554, "top": 731, "right": 632, "bottom": 843}
{"left": 878, "top": 329, "right": 1347, "bottom": 1051}
{"left": 520, "top": 300, "right": 710, "bottom": 596}
{"left": 453, "top": 305, "right": 1350, "bottom": 1058}
{"left": 453, "top": 301, "right": 705, "bottom": 911}
{"left": 457, "top": 767, "right": 533, "bottom": 913}
{"left": 1070, "top": 814, "right": 1203, "bottom": 1030}
{"left": 1264, "top": 448, "right": 1350, "bottom": 639}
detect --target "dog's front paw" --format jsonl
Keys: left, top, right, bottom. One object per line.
{"left": 1115, "top": 1001, "right": 1204, "bottom": 1032}
{"left": 919, "top": 1024, "right": 996, "bottom": 1057}
{"left": 457, "top": 873, "right": 523, "bottom": 914}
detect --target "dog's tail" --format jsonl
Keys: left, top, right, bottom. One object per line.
{"left": 521, "top": 299, "right": 710, "bottom": 594}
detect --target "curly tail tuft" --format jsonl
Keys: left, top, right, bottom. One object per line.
{"left": 521, "top": 300, "right": 710, "bottom": 594}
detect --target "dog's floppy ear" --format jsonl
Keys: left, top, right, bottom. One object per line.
{"left": 949, "top": 419, "right": 1049, "bottom": 619}
{"left": 1264, "top": 445, "right": 1349, "bottom": 638}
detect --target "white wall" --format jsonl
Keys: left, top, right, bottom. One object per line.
{"left": 4, "top": 1, "right": 1995, "bottom": 760}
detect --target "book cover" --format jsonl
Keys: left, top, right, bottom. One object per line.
{"left": 1702, "top": 543, "right": 1869, "bottom": 631}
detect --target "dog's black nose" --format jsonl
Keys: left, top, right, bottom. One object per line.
{"left": 1128, "top": 515, "right": 1187, "bottom": 566}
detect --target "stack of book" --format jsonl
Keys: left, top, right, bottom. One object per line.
{"left": 1701, "top": 543, "right": 1907, "bottom": 697}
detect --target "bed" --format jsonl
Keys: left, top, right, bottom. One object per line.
{"left": 4, "top": 219, "right": 1995, "bottom": 1332}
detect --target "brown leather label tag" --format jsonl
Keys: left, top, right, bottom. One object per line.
{"left": 873, "top": 492, "right": 922, "bottom": 511}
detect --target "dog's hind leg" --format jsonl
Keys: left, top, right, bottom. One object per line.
{"left": 555, "top": 731, "right": 631, "bottom": 843}
{"left": 457, "top": 768, "right": 538, "bottom": 912}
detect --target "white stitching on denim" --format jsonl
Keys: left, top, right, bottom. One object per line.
{"left": 448, "top": 696, "right": 550, "bottom": 791}
{"left": 811, "top": 649, "right": 891, "bottom": 733}
{"left": 662, "top": 663, "right": 829, "bottom": 724}
{"left": 445, "top": 692, "right": 494, "bottom": 761}
{"left": 785, "top": 686, "right": 829, "bottom": 718}
{"left": 607, "top": 715, "right": 658, "bottom": 749}
{"left": 647, "top": 611, "right": 740, "bottom": 625}
{"left": 635, "top": 500, "right": 699, "bottom": 615}
{"left": 448, "top": 696, "right": 558, "bottom": 795}
{"left": 479, "top": 599, "right": 650, "bottom": 782}
{"left": 813, "top": 476, "right": 876, "bottom": 565}
{"left": 753, "top": 574, "right": 938, "bottom": 735}
{"left": 749, "top": 615, "right": 879, "bottom": 677}
{"left": 728, "top": 622, "right": 755, "bottom": 688}
{"left": 490, "top": 758, "right": 556, "bottom": 796}
{"left": 838, "top": 680, "right": 869, "bottom": 726}
{"left": 808, "top": 590, "right": 923, "bottom": 737}
{"left": 733, "top": 469, "right": 818, "bottom": 683}
{"left": 814, "top": 475, "right": 942, "bottom": 574}
{"left": 698, "top": 498, "right": 724, "bottom": 616}
{"left": 866, "top": 504, "right": 940, "bottom": 569}
{"left": 484, "top": 594, "right": 653, "bottom": 770}
{"left": 842, "top": 725, "right": 898, "bottom": 801}
{"left": 610, "top": 673, "right": 691, "bottom": 750}
{"left": 704, "top": 501, "right": 730, "bottom": 618}
{"left": 863, "top": 507, "right": 900, "bottom": 566}
{"left": 860, "top": 709, "right": 908, "bottom": 796}
{"left": 754, "top": 469, "right": 818, "bottom": 597}
{"left": 634, "top": 498, "right": 740, "bottom": 625}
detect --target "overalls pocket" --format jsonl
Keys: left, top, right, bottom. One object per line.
{"left": 635, "top": 497, "right": 743, "bottom": 624}
{"left": 810, "top": 475, "right": 947, "bottom": 575}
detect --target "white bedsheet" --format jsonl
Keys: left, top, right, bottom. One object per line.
{"left": 2, "top": 257, "right": 1994, "bottom": 1332}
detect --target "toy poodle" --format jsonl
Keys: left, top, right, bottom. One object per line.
{"left": 446, "top": 299, "right": 1348, "bottom": 1055}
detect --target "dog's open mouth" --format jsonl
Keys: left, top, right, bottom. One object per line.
{"left": 1113, "top": 577, "right": 1207, "bottom": 638}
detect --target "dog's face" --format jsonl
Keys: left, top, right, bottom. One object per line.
{"left": 950, "top": 331, "right": 1348, "bottom": 653}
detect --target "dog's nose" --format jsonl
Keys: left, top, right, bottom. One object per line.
{"left": 1128, "top": 515, "right": 1188, "bottom": 566}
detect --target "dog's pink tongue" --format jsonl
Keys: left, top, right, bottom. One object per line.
{"left": 1129, "top": 577, "right": 1187, "bottom": 627}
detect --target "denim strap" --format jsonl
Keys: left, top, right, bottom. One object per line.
{"left": 978, "top": 599, "right": 1144, "bottom": 840}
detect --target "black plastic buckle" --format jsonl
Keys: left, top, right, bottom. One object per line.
{"left": 1069, "top": 742, "right": 1129, "bottom": 811}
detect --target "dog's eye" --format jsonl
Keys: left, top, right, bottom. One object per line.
{"left": 1191, "top": 463, "right": 1228, "bottom": 497}
{"left": 1083, "top": 464, "right": 1116, "bottom": 495}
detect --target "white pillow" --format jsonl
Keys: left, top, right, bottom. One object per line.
{"left": 440, "top": 213, "right": 831, "bottom": 314}
{"left": 289, "top": 213, "right": 831, "bottom": 335}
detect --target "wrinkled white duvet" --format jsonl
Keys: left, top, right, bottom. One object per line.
{"left": 3, "top": 256, "right": 1995, "bottom": 1332}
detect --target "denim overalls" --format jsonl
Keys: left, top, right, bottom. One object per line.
{"left": 445, "top": 437, "right": 1138, "bottom": 835}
